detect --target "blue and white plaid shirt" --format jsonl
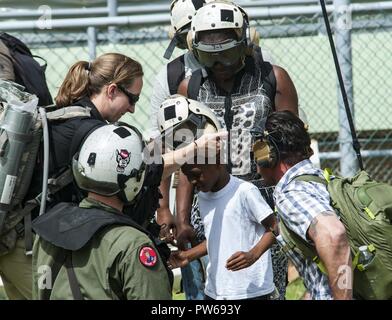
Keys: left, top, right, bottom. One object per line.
{"left": 274, "top": 159, "right": 335, "bottom": 300}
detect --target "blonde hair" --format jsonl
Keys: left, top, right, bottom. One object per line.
{"left": 55, "top": 53, "right": 143, "bottom": 108}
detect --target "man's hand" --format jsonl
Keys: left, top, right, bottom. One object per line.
{"left": 194, "top": 131, "right": 228, "bottom": 161}
{"left": 226, "top": 251, "right": 258, "bottom": 271}
{"left": 156, "top": 207, "right": 176, "bottom": 245}
{"left": 175, "top": 222, "right": 196, "bottom": 251}
{"left": 168, "top": 250, "right": 190, "bottom": 269}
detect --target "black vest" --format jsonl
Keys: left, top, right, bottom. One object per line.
{"left": 32, "top": 202, "right": 173, "bottom": 285}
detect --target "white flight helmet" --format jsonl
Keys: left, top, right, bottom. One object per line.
{"left": 158, "top": 94, "right": 222, "bottom": 150}
{"left": 72, "top": 124, "right": 146, "bottom": 204}
{"left": 165, "top": 0, "right": 233, "bottom": 59}
{"left": 190, "top": 1, "right": 250, "bottom": 67}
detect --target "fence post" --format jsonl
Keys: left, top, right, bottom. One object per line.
{"left": 107, "top": 0, "right": 118, "bottom": 42}
{"left": 334, "top": 0, "right": 357, "bottom": 176}
{"left": 87, "top": 26, "right": 97, "bottom": 60}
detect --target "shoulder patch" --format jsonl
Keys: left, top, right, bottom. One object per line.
{"left": 139, "top": 246, "right": 158, "bottom": 268}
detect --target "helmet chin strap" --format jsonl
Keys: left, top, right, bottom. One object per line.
{"left": 233, "top": 55, "right": 246, "bottom": 74}
{"left": 163, "top": 36, "right": 178, "bottom": 60}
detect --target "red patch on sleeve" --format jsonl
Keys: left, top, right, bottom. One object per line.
{"left": 139, "top": 246, "right": 158, "bottom": 267}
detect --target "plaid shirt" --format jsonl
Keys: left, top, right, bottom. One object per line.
{"left": 274, "top": 160, "right": 334, "bottom": 300}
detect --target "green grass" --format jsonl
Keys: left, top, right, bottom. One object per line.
{"left": 171, "top": 275, "right": 308, "bottom": 300}
{"left": 285, "top": 278, "right": 307, "bottom": 300}
{"left": 0, "top": 286, "right": 8, "bottom": 300}
{"left": 1, "top": 276, "right": 307, "bottom": 300}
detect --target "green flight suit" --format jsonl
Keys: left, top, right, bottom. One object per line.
{"left": 32, "top": 198, "right": 172, "bottom": 300}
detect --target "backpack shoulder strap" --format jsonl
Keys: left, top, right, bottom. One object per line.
{"left": 46, "top": 106, "right": 92, "bottom": 121}
{"left": 40, "top": 248, "right": 84, "bottom": 300}
{"left": 293, "top": 174, "right": 328, "bottom": 186}
{"left": 187, "top": 69, "right": 203, "bottom": 99}
{"left": 279, "top": 217, "right": 328, "bottom": 274}
{"left": 40, "top": 248, "right": 67, "bottom": 300}
{"left": 167, "top": 55, "right": 185, "bottom": 95}
{"left": 259, "top": 59, "right": 277, "bottom": 111}
{"left": 253, "top": 48, "right": 276, "bottom": 110}
{"left": 64, "top": 251, "right": 84, "bottom": 300}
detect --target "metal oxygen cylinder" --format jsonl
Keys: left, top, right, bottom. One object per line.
{"left": 0, "top": 105, "right": 34, "bottom": 233}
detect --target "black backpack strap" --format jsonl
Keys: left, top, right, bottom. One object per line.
{"left": 23, "top": 214, "right": 33, "bottom": 255}
{"left": 259, "top": 60, "right": 277, "bottom": 111}
{"left": 187, "top": 69, "right": 203, "bottom": 99}
{"left": 64, "top": 251, "right": 84, "bottom": 300}
{"left": 41, "top": 249, "right": 67, "bottom": 300}
{"left": 252, "top": 48, "right": 277, "bottom": 111}
{"left": 40, "top": 248, "right": 84, "bottom": 300}
{"left": 167, "top": 55, "right": 185, "bottom": 95}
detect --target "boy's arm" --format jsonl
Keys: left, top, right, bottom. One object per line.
{"left": 168, "top": 240, "right": 207, "bottom": 269}
{"left": 226, "top": 214, "right": 277, "bottom": 271}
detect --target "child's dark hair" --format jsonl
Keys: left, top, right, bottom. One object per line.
{"left": 265, "top": 111, "right": 313, "bottom": 166}
{"left": 181, "top": 155, "right": 227, "bottom": 172}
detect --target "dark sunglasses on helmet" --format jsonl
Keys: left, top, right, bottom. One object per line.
{"left": 117, "top": 84, "right": 140, "bottom": 105}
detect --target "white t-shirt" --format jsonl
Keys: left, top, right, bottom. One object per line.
{"left": 198, "top": 175, "right": 275, "bottom": 300}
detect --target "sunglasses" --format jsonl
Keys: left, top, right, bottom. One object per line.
{"left": 117, "top": 84, "right": 140, "bottom": 105}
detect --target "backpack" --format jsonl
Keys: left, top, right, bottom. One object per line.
{"left": 279, "top": 170, "right": 392, "bottom": 300}
{"left": 0, "top": 33, "right": 53, "bottom": 106}
{"left": 0, "top": 98, "right": 101, "bottom": 256}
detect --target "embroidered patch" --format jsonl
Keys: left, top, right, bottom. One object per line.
{"left": 139, "top": 246, "right": 158, "bottom": 267}
{"left": 116, "top": 149, "right": 131, "bottom": 173}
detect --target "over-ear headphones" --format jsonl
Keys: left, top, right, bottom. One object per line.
{"left": 252, "top": 131, "right": 279, "bottom": 168}
{"left": 236, "top": 4, "right": 251, "bottom": 47}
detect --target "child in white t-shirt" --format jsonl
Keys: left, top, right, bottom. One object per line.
{"left": 169, "top": 161, "right": 278, "bottom": 300}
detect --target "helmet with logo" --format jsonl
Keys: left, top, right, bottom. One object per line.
{"left": 164, "top": 0, "right": 233, "bottom": 59}
{"left": 72, "top": 124, "right": 146, "bottom": 204}
{"left": 190, "top": 1, "right": 250, "bottom": 68}
{"left": 158, "top": 94, "right": 222, "bottom": 150}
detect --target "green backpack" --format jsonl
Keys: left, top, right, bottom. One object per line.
{"left": 279, "top": 170, "right": 392, "bottom": 300}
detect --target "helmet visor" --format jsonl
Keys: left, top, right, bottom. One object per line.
{"left": 161, "top": 114, "right": 207, "bottom": 150}
{"left": 195, "top": 41, "right": 245, "bottom": 68}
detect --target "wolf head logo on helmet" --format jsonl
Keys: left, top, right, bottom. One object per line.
{"left": 116, "top": 149, "right": 131, "bottom": 173}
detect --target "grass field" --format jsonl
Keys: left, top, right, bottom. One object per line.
{"left": 0, "top": 274, "right": 306, "bottom": 300}
{"left": 171, "top": 275, "right": 307, "bottom": 300}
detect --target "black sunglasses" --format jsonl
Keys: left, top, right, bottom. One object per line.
{"left": 117, "top": 84, "right": 140, "bottom": 105}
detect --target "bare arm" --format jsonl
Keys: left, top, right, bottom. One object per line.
{"left": 156, "top": 176, "right": 175, "bottom": 244}
{"left": 307, "top": 212, "right": 353, "bottom": 300}
{"left": 168, "top": 240, "right": 207, "bottom": 269}
{"left": 273, "top": 65, "right": 298, "bottom": 115}
{"left": 226, "top": 214, "right": 277, "bottom": 271}
{"left": 175, "top": 171, "right": 196, "bottom": 250}
{"left": 161, "top": 131, "right": 226, "bottom": 180}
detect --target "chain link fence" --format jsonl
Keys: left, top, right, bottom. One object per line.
{"left": 6, "top": 6, "right": 392, "bottom": 183}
